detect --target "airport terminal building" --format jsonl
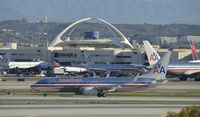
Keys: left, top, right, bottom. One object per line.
{"left": 0, "top": 18, "right": 194, "bottom": 66}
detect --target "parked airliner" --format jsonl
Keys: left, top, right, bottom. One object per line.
{"left": 84, "top": 51, "right": 147, "bottom": 74}
{"left": 143, "top": 41, "right": 200, "bottom": 81}
{"left": 0, "top": 56, "right": 44, "bottom": 69}
{"left": 52, "top": 61, "right": 87, "bottom": 75}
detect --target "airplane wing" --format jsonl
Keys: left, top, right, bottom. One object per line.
{"left": 121, "top": 64, "right": 147, "bottom": 73}
{"left": 75, "top": 84, "right": 121, "bottom": 95}
{"left": 184, "top": 70, "right": 200, "bottom": 75}
{"left": 87, "top": 64, "right": 147, "bottom": 73}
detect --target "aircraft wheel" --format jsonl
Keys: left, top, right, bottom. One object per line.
{"left": 179, "top": 76, "right": 188, "bottom": 81}
{"left": 195, "top": 77, "right": 200, "bottom": 81}
{"left": 43, "top": 93, "right": 47, "bottom": 97}
{"left": 97, "top": 93, "right": 101, "bottom": 97}
{"left": 97, "top": 92, "right": 106, "bottom": 97}
{"left": 6, "top": 91, "right": 11, "bottom": 95}
{"left": 194, "top": 74, "right": 200, "bottom": 81}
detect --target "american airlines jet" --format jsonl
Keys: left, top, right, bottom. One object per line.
{"left": 84, "top": 51, "right": 147, "bottom": 74}
{"left": 143, "top": 40, "right": 200, "bottom": 81}
{"left": 31, "top": 51, "right": 171, "bottom": 97}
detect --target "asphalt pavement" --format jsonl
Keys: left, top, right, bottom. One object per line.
{"left": 0, "top": 104, "right": 182, "bottom": 117}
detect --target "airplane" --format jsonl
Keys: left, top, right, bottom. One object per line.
{"left": 84, "top": 51, "right": 148, "bottom": 75}
{"left": 143, "top": 40, "right": 200, "bottom": 81}
{"left": 0, "top": 54, "right": 55, "bottom": 76}
{"left": 31, "top": 51, "right": 171, "bottom": 97}
{"left": 52, "top": 61, "right": 87, "bottom": 75}
{"left": 8, "top": 61, "right": 44, "bottom": 69}
{"left": 0, "top": 55, "right": 43, "bottom": 69}
{"left": 0, "top": 54, "right": 45, "bottom": 69}
{"left": 8, "top": 60, "right": 50, "bottom": 76}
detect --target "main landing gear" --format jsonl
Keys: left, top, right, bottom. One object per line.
{"left": 97, "top": 91, "right": 106, "bottom": 97}
{"left": 194, "top": 75, "right": 200, "bottom": 81}
{"left": 179, "top": 76, "right": 188, "bottom": 81}
{"left": 43, "top": 93, "right": 47, "bottom": 97}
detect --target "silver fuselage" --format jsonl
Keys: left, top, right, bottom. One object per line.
{"left": 31, "top": 77, "right": 157, "bottom": 94}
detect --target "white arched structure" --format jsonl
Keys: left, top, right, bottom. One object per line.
{"left": 49, "top": 18, "right": 134, "bottom": 49}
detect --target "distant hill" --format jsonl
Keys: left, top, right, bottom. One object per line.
{"left": 0, "top": 0, "right": 200, "bottom": 24}
{"left": 0, "top": 20, "right": 200, "bottom": 46}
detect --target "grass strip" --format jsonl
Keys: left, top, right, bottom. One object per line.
{"left": 1, "top": 89, "right": 200, "bottom": 97}
{"left": 0, "top": 99, "right": 200, "bottom": 105}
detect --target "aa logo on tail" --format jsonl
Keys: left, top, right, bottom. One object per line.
{"left": 153, "top": 63, "right": 165, "bottom": 74}
{"left": 150, "top": 52, "right": 159, "bottom": 61}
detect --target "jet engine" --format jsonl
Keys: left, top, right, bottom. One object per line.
{"left": 79, "top": 87, "right": 97, "bottom": 95}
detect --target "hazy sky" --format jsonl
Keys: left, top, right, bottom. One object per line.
{"left": 0, "top": 0, "right": 199, "bottom": 24}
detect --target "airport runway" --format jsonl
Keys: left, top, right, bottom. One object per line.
{"left": 0, "top": 78, "right": 199, "bottom": 117}
{"left": 0, "top": 96, "right": 199, "bottom": 117}
{"left": 0, "top": 104, "right": 181, "bottom": 117}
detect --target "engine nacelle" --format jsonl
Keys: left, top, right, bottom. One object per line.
{"left": 79, "top": 87, "right": 97, "bottom": 95}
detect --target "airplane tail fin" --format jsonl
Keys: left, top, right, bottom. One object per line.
{"left": 190, "top": 41, "right": 199, "bottom": 60}
{"left": 143, "top": 41, "right": 161, "bottom": 65}
{"left": 83, "top": 51, "right": 94, "bottom": 65}
{"left": 52, "top": 61, "right": 60, "bottom": 68}
{"left": 139, "top": 51, "right": 171, "bottom": 81}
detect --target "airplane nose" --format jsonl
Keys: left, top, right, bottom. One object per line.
{"left": 30, "top": 84, "right": 38, "bottom": 91}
